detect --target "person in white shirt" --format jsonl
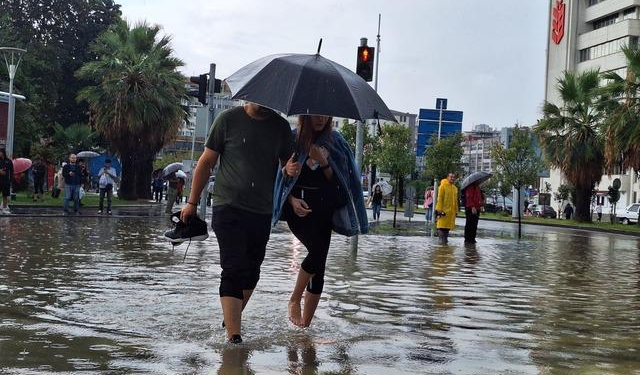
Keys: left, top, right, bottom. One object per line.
{"left": 98, "top": 159, "right": 118, "bottom": 214}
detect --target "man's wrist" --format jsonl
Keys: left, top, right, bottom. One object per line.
{"left": 187, "top": 201, "right": 198, "bottom": 206}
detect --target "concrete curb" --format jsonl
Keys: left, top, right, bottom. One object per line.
{"left": 472, "top": 215, "right": 640, "bottom": 238}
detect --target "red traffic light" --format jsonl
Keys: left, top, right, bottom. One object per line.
{"left": 356, "top": 46, "right": 375, "bottom": 82}
{"left": 361, "top": 48, "right": 370, "bottom": 62}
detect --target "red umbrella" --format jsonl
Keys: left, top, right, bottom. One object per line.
{"left": 12, "top": 158, "right": 32, "bottom": 174}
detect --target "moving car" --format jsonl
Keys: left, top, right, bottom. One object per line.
{"left": 617, "top": 203, "right": 640, "bottom": 224}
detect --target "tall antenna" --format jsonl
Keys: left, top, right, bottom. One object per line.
{"left": 374, "top": 14, "right": 381, "bottom": 92}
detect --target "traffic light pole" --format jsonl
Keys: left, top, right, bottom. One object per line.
{"left": 197, "top": 63, "right": 216, "bottom": 219}
{"left": 351, "top": 120, "right": 365, "bottom": 254}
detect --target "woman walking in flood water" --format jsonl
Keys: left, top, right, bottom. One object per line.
{"left": 273, "top": 115, "right": 368, "bottom": 327}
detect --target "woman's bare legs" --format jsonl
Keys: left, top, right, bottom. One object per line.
{"left": 301, "top": 292, "right": 321, "bottom": 327}
{"left": 289, "top": 268, "right": 313, "bottom": 326}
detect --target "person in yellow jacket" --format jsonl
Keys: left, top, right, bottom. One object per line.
{"left": 435, "top": 173, "right": 458, "bottom": 244}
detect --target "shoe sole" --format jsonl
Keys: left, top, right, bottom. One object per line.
{"left": 164, "top": 234, "right": 209, "bottom": 244}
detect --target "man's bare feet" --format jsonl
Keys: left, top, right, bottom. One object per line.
{"left": 288, "top": 300, "right": 303, "bottom": 326}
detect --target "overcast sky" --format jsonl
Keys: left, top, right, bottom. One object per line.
{"left": 118, "top": 0, "right": 548, "bottom": 130}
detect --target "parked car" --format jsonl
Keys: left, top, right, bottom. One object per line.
{"left": 617, "top": 203, "right": 640, "bottom": 224}
{"left": 531, "top": 204, "right": 557, "bottom": 219}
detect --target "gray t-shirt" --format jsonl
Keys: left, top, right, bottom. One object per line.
{"left": 205, "top": 106, "right": 293, "bottom": 214}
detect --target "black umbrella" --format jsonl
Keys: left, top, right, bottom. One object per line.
{"left": 460, "top": 171, "right": 493, "bottom": 191}
{"left": 226, "top": 53, "right": 396, "bottom": 122}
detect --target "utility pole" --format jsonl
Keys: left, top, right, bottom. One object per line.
{"left": 374, "top": 14, "right": 381, "bottom": 92}
{"left": 430, "top": 100, "right": 445, "bottom": 237}
{"left": 197, "top": 63, "right": 216, "bottom": 218}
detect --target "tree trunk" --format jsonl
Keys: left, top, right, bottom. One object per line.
{"left": 119, "top": 152, "right": 137, "bottom": 200}
{"left": 393, "top": 178, "right": 399, "bottom": 228}
{"left": 135, "top": 157, "right": 154, "bottom": 200}
{"left": 398, "top": 176, "right": 404, "bottom": 208}
{"left": 574, "top": 184, "right": 593, "bottom": 222}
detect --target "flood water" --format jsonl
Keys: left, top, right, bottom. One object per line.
{"left": 1, "top": 216, "right": 639, "bottom": 374}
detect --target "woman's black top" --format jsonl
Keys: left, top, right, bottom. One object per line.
{"left": 372, "top": 191, "right": 383, "bottom": 204}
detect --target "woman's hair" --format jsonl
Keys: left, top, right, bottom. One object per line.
{"left": 296, "top": 115, "right": 333, "bottom": 153}
{"left": 374, "top": 185, "right": 381, "bottom": 192}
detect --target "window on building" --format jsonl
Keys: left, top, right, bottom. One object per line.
{"left": 579, "top": 36, "right": 637, "bottom": 63}
{"left": 593, "top": 13, "right": 619, "bottom": 29}
{"left": 588, "top": 0, "right": 607, "bottom": 7}
{"left": 623, "top": 7, "right": 637, "bottom": 20}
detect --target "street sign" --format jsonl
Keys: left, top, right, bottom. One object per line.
{"left": 416, "top": 98, "right": 463, "bottom": 156}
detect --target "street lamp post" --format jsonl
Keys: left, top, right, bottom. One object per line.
{"left": 1, "top": 47, "right": 26, "bottom": 159}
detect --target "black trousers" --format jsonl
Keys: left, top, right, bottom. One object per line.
{"left": 99, "top": 185, "right": 113, "bottom": 211}
{"left": 464, "top": 207, "right": 479, "bottom": 243}
{"left": 286, "top": 187, "right": 333, "bottom": 294}
{"left": 34, "top": 177, "right": 44, "bottom": 195}
{"left": 212, "top": 205, "right": 271, "bottom": 299}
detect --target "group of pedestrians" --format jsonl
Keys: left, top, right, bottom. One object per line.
{"left": 57, "top": 154, "right": 117, "bottom": 215}
{"left": 179, "top": 103, "right": 367, "bottom": 344}
{"left": 424, "top": 173, "right": 483, "bottom": 245}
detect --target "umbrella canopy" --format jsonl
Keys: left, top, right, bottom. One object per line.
{"left": 226, "top": 53, "right": 395, "bottom": 122}
{"left": 163, "top": 162, "right": 183, "bottom": 177}
{"left": 460, "top": 171, "right": 493, "bottom": 191}
{"left": 374, "top": 180, "right": 393, "bottom": 195}
{"left": 175, "top": 170, "right": 187, "bottom": 179}
{"left": 77, "top": 151, "right": 100, "bottom": 158}
{"left": 12, "top": 158, "right": 32, "bottom": 174}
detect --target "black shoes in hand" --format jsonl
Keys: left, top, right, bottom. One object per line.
{"left": 164, "top": 211, "right": 209, "bottom": 244}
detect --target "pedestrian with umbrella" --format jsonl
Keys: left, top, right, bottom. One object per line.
{"left": 460, "top": 171, "right": 492, "bottom": 244}
{"left": 97, "top": 159, "right": 118, "bottom": 215}
{"left": 254, "top": 47, "right": 386, "bottom": 328}
{"left": 272, "top": 114, "right": 368, "bottom": 328}
{"left": 0, "top": 148, "right": 13, "bottom": 214}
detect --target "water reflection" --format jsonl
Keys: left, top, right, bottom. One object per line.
{"left": 287, "top": 334, "right": 318, "bottom": 375}
{"left": 219, "top": 345, "right": 254, "bottom": 375}
{"left": 1, "top": 217, "right": 639, "bottom": 374}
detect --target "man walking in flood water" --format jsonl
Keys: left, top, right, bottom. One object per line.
{"left": 181, "top": 103, "right": 297, "bottom": 344}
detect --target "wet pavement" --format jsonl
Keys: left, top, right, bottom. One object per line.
{"left": 1, "top": 214, "right": 639, "bottom": 374}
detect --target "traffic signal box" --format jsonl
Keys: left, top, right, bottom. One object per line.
{"left": 189, "top": 74, "right": 208, "bottom": 105}
{"left": 189, "top": 75, "right": 223, "bottom": 105}
{"left": 356, "top": 46, "right": 375, "bottom": 82}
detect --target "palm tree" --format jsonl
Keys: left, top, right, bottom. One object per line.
{"left": 76, "top": 20, "right": 187, "bottom": 200}
{"left": 534, "top": 70, "right": 605, "bottom": 222}
{"left": 601, "top": 46, "right": 640, "bottom": 178}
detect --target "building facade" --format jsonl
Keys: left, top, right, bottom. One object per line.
{"left": 161, "top": 82, "right": 241, "bottom": 156}
{"left": 461, "top": 124, "right": 501, "bottom": 175}
{"left": 543, "top": 0, "right": 640, "bottom": 211}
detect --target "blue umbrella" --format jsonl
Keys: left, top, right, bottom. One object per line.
{"left": 89, "top": 155, "right": 121, "bottom": 176}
